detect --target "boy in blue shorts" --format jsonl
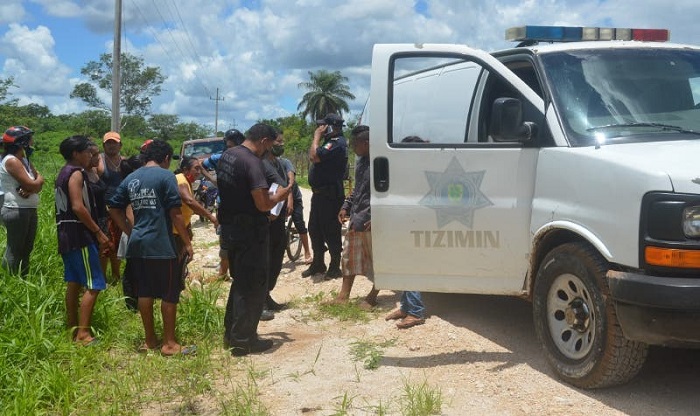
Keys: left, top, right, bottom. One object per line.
{"left": 55, "top": 135, "right": 111, "bottom": 345}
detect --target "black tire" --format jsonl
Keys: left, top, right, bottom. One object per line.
{"left": 533, "top": 242, "right": 648, "bottom": 388}
{"left": 286, "top": 217, "right": 302, "bottom": 262}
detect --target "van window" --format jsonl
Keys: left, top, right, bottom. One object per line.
{"left": 391, "top": 56, "right": 483, "bottom": 145}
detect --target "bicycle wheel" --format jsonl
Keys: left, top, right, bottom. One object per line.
{"left": 286, "top": 217, "right": 302, "bottom": 262}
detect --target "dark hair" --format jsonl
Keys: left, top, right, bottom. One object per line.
{"left": 175, "top": 156, "right": 197, "bottom": 174}
{"left": 141, "top": 139, "right": 173, "bottom": 163}
{"left": 246, "top": 123, "right": 276, "bottom": 143}
{"left": 59, "top": 135, "right": 93, "bottom": 161}
{"left": 401, "top": 135, "right": 427, "bottom": 143}
{"left": 351, "top": 125, "right": 370, "bottom": 142}
{"left": 120, "top": 155, "right": 144, "bottom": 176}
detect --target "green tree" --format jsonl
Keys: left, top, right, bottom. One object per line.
{"left": 297, "top": 70, "right": 355, "bottom": 122}
{"left": 0, "top": 76, "right": 17, "bottom": 105}
{"left": 70, "top": 52, "right": 165, "bottom": 129}
{"left": 148, "top": 114, "right": 179, "bottom": 141}
{"left": 172, "top": 121, "right": 211, "bottom": 142}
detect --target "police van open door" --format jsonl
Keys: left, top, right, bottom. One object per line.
{"left": 369, "top": 44, "right": 546, "bottom": 295}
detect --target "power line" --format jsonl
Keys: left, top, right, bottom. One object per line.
{"left": 127, "top": 0, "right": 211, "bottom": 97}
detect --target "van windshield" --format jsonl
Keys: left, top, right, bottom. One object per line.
{"left": 540, "top": 48, "right": 700, "bottom": 146}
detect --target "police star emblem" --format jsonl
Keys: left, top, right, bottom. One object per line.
{"left": 419, "top": 157, "right": 493, "bottom": 228}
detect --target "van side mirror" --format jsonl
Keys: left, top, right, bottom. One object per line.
{"left": 490, "top": 97, "right": 537, "bottom": 142}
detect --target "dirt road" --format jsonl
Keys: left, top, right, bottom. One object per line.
{"left": 186, "top": 188, "right": 699, "bottom": 415}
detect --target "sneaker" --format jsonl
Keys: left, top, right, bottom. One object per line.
{"left": 301, "top": 264, "right": 326, "bottom": 278}
{"left": 324, "top": 268, "right": 342, "bottom": 280}
{"left": 260, "top": 309, "right": 275, "bottom": 321}
{"left": 230, "top": 338, "right": 274, "bottom": 356}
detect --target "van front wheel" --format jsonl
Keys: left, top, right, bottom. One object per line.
{"left": 533, "top": 242, "right": 648, "bottom": 388}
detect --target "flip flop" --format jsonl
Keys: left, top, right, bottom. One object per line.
{"left": 303, "top": 257, "right": 313, "bottom": 265}
{"left": 137, "top": 342, "right": 162, "bottom": 353}
{"left": 79, "top": 337, "right": 100, "bottom": 347}
{"left": 161, "top": 344, "right": 197, "bottom": 357}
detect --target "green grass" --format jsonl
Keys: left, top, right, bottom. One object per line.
{"left": 0, "top": 156, "right": 266, "bottom": 415}
{"left": 399, "top": 378, "right": 443, "bottom": 416}
{"left": 349, "top": 338, "right": 396, "bottom": 370}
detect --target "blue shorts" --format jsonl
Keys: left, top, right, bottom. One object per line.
{"left": 62, "top": 244, "right": 107, "bottom": 291}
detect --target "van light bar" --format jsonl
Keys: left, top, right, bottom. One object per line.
{"left": 506, "top": 26, "right": 670, "bottom": 43}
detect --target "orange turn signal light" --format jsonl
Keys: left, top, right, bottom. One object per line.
{"left": 645, "top": 246, "right": 700, "bottom": 268}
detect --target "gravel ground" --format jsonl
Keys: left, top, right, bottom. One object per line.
{"left": 183, "top": 188, "right": 699, "bottom": 416}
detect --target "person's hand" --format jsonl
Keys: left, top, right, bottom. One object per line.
{"left": 314, "top": 125, "right": 326, "bottom": 141}
{"left": 338, "top": 209, "right": 348, "bottom": 224}
{"left": 185, "top": 244, "right": 194, "bottom": 262}
{"left": 96, "top": 230, "right": 112, "bottom": 251}
{"left": 17, "top": 187, "right": 30, "bottom": 198}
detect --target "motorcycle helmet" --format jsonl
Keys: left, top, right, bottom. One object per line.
{"left": 3, "top": 126, "right": 34, "bottom": 147}
{"left": 224, "top": 129, "right": 245, "bottom": 146}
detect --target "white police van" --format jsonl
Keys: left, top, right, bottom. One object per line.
{"left": 367, "top": 26, "right": 700, "bottom": 388}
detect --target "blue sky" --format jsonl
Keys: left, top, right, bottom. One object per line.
{"left": 1, "top": 0, "right": 699, "bottom": 133}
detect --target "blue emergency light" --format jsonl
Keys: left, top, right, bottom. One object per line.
{"left": 506, "top": 25, "right": 670, "bottom": 43}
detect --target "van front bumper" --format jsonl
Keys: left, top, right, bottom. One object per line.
{"left": 607, "top": 270, "right": 700, "bottom": 347}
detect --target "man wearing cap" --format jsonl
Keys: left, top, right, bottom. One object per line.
{"left": 96, "top": 131, "right": 125, "bottom": 282}
{"left": 302, "top": 113, "right": 348, "bottom": 279}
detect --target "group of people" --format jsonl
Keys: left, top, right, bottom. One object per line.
{"left": 0, "top": 116, "right": 427, "bottom": 357}
{"left": 303, "top": 116, "right": 427, "bottom": 330}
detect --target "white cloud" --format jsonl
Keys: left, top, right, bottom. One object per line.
{"left": 0, "top": 1, "right": 26, "bottom": 26}
{"left": 3, "top": 0, "right": 700, "bottom": 132}
{"left": 1, "top": 23, "right": 72, "bottom": 96}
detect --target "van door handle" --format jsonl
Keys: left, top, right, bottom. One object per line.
{"left": 373, "top": 157, "right": 389, "bottom": 192}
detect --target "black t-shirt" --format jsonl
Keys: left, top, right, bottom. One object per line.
{"left": 308, "top": 135, "right": 348, "bottom": 188}
{"left": 216, "top": 145, "right": 268, "bottom": 223}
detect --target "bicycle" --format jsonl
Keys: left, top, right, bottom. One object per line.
{"left": 285, "top": 217, "right": 302, "bottom": 262}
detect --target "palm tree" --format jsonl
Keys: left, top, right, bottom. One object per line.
{"left": 297, "top": 70, "right": 355, "bottom": 121}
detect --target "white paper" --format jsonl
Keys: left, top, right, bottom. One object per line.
{"left": 269, "top": 183, "right": 284, "bottom": 216}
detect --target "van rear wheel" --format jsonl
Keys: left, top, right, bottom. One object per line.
{"left": 533, "top": 242, "right": 648, "bottom": 388}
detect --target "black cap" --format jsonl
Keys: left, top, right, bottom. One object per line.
{"left": 315, "top": 113, "right": 344, "bottom": 126}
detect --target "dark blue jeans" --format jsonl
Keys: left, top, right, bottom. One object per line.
{"left": 400, "top": 291, "right": 425, "bottom": 319}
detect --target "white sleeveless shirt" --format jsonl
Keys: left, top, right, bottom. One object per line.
{"left": 0, "top": 154, "right": 39, "bottom": 208}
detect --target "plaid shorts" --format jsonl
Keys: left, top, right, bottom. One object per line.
{"left": 341, "top": 229, "right": 373, "bottom": 280}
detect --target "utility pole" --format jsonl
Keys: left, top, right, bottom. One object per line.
{"left": 210, "top": 88, "right": 224, "bottom": 136}
{"left": 111, "top": 0, "right": 122, "bottom": 132}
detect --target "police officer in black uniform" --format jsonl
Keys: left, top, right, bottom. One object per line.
{"left": 302, "top": 113, "right": 348, "bottom": 279}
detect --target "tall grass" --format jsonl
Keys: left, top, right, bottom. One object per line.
{"left": 0, "top": 152, "right": 255, "bottom": 415}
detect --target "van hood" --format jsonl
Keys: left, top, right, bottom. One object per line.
{"left": 590, "top": 139, "right": 700, "bottom": 194}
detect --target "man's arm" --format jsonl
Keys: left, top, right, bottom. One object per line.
{"left": 308, "top": 125, "right": 326, "bottom": 163}
{"left": 250, "top": 183, "right": 292, "bottom": 213}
